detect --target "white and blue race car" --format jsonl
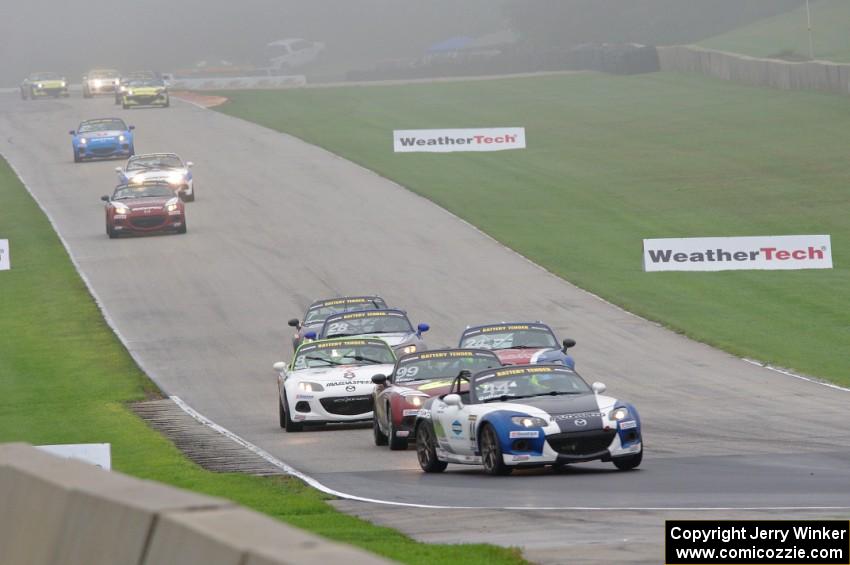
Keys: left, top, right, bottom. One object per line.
{"left": 116, "top": 153, "right": 195, "bottom": 202}
{"left": 413, "top": 364, "right": 642, "bottom": 475}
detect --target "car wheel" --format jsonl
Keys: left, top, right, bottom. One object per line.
{"left": 387, "top": 406, "right": 408, "bottom": 450}
{"left": 613, "top": 448, "right": 642, "bottom": 471}
{"left": 182, "top": 188, "right": 195, "bottom": 202}
{"left": 122, "top": 102, "right": 129, "bottom": 109}
{"left": 163, "top": 98, "right": 170, "bottom": 108}
{"left": 83, "top": 89, "right": 92, "bottom": 99}
{"left": 282, "top": 391, "right": 303, "bottom": 432}
{"left": 480, "top": 424, "right": 511, "bottom": 476}
{"left": 278, "top": 396, "right": 286, "bottom": 429}
{"left": 176, "top": 219, "right": 187, "bottom": 234}
{"left": 107, "top": 225, "right": 117, "bottom": 239}
{"left": 372, "top": 413, "right": 388, "bottom": 446}
{"left": 20, "top": 88, "right": 26, "bottom": 100}
{"left": 415, "top": 423, "right": 447, "bottom": 473}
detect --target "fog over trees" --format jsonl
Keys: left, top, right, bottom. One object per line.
{"left": 2, "top": 0, "right": 804, "bottom": 84}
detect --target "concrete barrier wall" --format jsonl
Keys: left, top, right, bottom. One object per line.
{"left": 0, "top": 443, "right": 393, "bottom": 565}
{"left": 658, "top": 45, "right": 850, "bottom": 95}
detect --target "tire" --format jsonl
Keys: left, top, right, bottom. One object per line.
{"left": 83, "top": 88, "right": 92, "bottom": 99}
{"left": 163, "top": 98, "right": 170, "bottom": 108}
{"left": 480, "top": 424, "right": 511, "bottom": 476}
{"left": 387, "top": 406, "right": 408, "bottom": 450}
{"left": 176, "top": 218, "right": 187, "bottom": 234}
{"left": 282, "top": 391, "right": 303, "bottom": 432}
{"left": 613, "top": 448, "right": 642, "bottom": 471}
{"left": 20, "top": 88, "right": 26, "bottom": 100}
{"left": 372, "top": 414, "right": 388, "bottom": 446}
{"left": 278, "top": 396, "right": 286, "bottom": 429}
{"left": 107, "top": 225, "right": 117, "bottom": 239}
{"left": 122, "top": 102, "right": 129, "bottom": 109}
{"left": 73, "top": 150, "right": 81, "bottom": 163}
{"left": 415, "top": 423, "right": 447, "bottom": 473}
{"left": 182, "top": 188, "right": 195, "bottom": 202}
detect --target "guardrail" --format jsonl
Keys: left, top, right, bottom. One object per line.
{"left": 168, "top": 75, "right": 306, "bottom": 90}
{"left": 0, "top": 442, "right": 393, "bottom": 565}
{"left": 658, "top": 45, "right": 850, "bottom": 95}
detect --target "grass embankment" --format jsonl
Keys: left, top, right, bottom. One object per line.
{"left": 215, "top": 72, "right": 850, "bottom": 386}
{"left": 700, "top": 0, "right": 850, "bottom": 62}
{"left": 0, "top": 157, "right": 524, "bottom": 565}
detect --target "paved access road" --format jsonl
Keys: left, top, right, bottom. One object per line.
{"left": 2, "top": 94, "right": 848, "bottom": 563}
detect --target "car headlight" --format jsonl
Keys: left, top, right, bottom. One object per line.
{"left": 130, "top": 174, "right": 144, "bottom": 184}
{"left": 60, "top": 81, "right": 66, "bottom": 87}
{"left": 405, "top": 395, "right": 425, "bottom": 407}
{"left": 167, "top": 172, "right": 184, "bottom": 185}
{"left": 127, "top": 90, "right": 134, "bottom": 96}
{"left": 164, "top": 197, "right": 179, "bottom": 212}
{"left": 298, "top": 381, "right": 324, "bottom": 392}
{"left": 609, "top": 407, "right": 629, "bottom": 421}
{"left": 113, "top": 205, "right": 130, "bottom": 214}
{"left": 79, "top": 138, "right": 87, "bottom": 145}
{"left": 511, "top": 416, "right": 547, "bottom": 428}
{"left": 93, "top": 79, "right": 103, "bottom": 88}
{"left": 37, "top": 83, "right": 43, "bottom": 88}
{"left": 400, "top": 345, "right": 417, "bottom": 355}
{"left": 118, "top": 135, "right": 126, "bottom": 142}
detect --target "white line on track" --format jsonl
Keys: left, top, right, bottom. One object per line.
{"left": 5, "top": 97, "right": 847, "bottom": 512}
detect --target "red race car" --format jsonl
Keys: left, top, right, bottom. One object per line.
{"left": 101, "top": 180, "right": 187, "bottom": 238}
{"left": 371, "top": 349, "right": 501, "bottom": 450}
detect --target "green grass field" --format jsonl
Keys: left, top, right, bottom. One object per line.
{"left": 0, "top": 157, "right": 524, "bottom": 565}
{"left": 216, "top": 72, "right": 850, "bottom": 386}
{"left": 700, "top": 0, "right": 850, "bottom": 62}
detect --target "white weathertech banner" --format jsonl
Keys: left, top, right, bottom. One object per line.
{"left": 393, "top": 127, "right": 526, "bottom": 153}
{"left": 643, "top": 235, "right": 832, "bottom": 272}
{"left": 0, "top": 239, "right": 8, "bottom": 270}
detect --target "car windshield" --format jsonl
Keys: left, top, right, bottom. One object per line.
{"left": 460, "top": 326, "right": 558, "bottom": 350}
{"left": 31, "top": 72, "right": 60, "bottom": 80}
{"left": 112, "top": 183, "right": 174, "bottom": 200}
{"left": 304, "top": 297, "right": 386, "bottom": 325}
{"left": 293, "top": 342, "right": 395, "bottom": 370}
{"left": 394, "top": 351, "right": 500, "bottom": 384}
{"left": 127, "top": 155, "right": 182, "bottom": 170}
{"left": 78, "top": 119, "right": 127, "bottom": 133}
{"left": 322, "top": 312, "right": 412, "bottom": 338}
{"left": 473, "top": 368, "right": 590, "bottom": 403}
{"left": 123, "top": 72, "right": 155, "bottom": 82}
{"left": 90, "top": 70, "right": 119, "bottom": 78}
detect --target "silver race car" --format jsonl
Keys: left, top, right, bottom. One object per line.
{"left": 288, "top": 296, "right": 387, "bottom": 352}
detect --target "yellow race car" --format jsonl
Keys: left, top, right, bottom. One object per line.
{"left": 121, "top": 78, "right": 170, "bottom": 109}
{"left": 21, "top": 72, "right": 69, "bottom": 99}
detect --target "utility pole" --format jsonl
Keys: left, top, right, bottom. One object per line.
{"left": 806, "top": 0, "right": 815, "bottom": 60}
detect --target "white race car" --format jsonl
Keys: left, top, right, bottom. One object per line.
{"left": 413, "top": 364, "right": 643, "bottom": 475}
{"left": 116, "top": 153, "right": 195, "bottom": 202}
{"left": 274, "top": 337, "right": 396, "bottom": 432}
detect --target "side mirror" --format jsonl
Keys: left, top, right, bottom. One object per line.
{"left": 128, "top": 125, "right": 135, "bottom": 130}
{"left": 287, "top": 318, "right": 300, "bottom": 328}
{"left": 100, "top": 195, "right": 110, "bottom": 202}
{"left": 416, "top": 323, "right": 430, "bottom": 336}
{"left": 186, "top": 161, "right": 194, "bottom": 168}
{"left": 69, "top": 130, "right": 76, "bottom": 135}
{"left": 591, "top": 382, "right": 606, "bottom": 394}
{"left": 114, "top": 167, "right": 123, "bottom": 173}
{"left": 443, "top": 393, "right": 462, "bottom": 407}
{"left": 304, "top": 331, "right": 317, "bottom": 340}
{"left": 272, "top": 361, "right": 287, "bottom": 372}
{"left": 562, "top": 338, "right": 577, "bottom": 352}
{"left": 371, "top": 374, "right": 387, "bottom": 385}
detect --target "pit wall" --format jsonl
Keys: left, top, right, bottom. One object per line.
{"left": 658, "top": 45, "right": 850, "bottom": 95}
{"left": 0, "top": 443, "right": 393, "bottom": 565}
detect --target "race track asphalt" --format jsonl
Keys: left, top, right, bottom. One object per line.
{"left": 2, "top": 93, "right": 848, "bottom": 563}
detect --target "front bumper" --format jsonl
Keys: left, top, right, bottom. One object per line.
{"left": 502, "top": 423, "right": 642, "bottom": 466}
{"left": 77, "top": 142, "right": 132, "bottom": 160}
{"left": 110, "top": 212, "right": 184, "bottom": 235}
{"left": 286, "top": 391, "right": 374, "bottom": 424}
{"left": 123, "top": 93, "right": 169, "bottom": 106}
{"left": 33, "top": 87, "right": 69, "bottom": 97}
{"left": 87, "top": 82, "right": 118, "bottom": 94}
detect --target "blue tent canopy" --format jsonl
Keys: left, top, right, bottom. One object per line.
{"left": 427, "top": 36, "right": 474, "bottom": 54}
